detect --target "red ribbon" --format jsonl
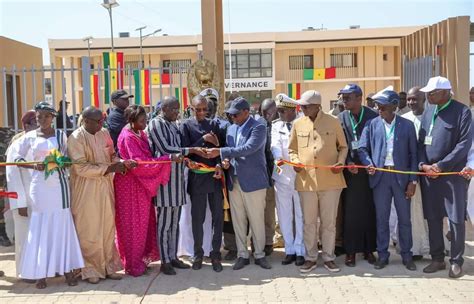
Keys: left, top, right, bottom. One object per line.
{"left": 0, "top": 191, "right": 18, "bottom": 199}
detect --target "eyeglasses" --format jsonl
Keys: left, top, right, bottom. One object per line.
{"left": 191, "top": 108, "right": 208, "bottom": 113}
{"left": 428, "top": 90, "right": 444, "bottom": 97}
{"left": 87, "top": 117, "right": 105, "bottom": 124}
{"left": 229, "top": 112, "right": 241, "bottom": 118}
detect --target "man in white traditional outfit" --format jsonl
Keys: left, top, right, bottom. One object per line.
{"left": 68, "top": 107, "right": 130, "bottom": 284}
{"left": 6, "top": 110, "right": 37, "bottom": 281}
{"left": 401, "top": 87, "right": 430, "bottom": 259}
{"left": 271, "top": 93, "right": 305, "bottom": 266}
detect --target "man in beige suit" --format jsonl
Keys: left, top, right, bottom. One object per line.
{"left": 288, "top": 90, "right": 348, "bottom": 273}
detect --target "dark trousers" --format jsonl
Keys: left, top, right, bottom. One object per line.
{"left": 157, "top": 206, "right": 181, "bottom": 264}
{"left": 427, "top": 218, "right": 465, "bottom": 266}
{"left": 373, "top": 172, "right": 413, "bottom": 262}
{"left": 191, "top": 191, "right": 223, "bottom": 260}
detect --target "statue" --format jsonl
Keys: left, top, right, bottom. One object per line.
{"left": 187, "top": 59, "right": 223, "bottom": 111}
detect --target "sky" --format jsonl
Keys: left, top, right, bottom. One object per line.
{"left": 1, "top": 0, "right": 473, "bottom": 85}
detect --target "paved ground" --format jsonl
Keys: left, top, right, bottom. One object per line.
{"left": 0, "top": 230, "right": 473, "bottom": 303}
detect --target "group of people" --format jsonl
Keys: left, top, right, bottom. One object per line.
{"left": 3, "top": 76, "right": 472, "bottom": 289}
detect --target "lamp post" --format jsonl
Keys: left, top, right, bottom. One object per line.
{"left": 101, "top": 0, "right": 119, "bottom": 52}
{"left": 136, "top": 26, "right": 162, "bottom": 68}
{"left": 82, "top": 36, "right": 93, "bottom": 59}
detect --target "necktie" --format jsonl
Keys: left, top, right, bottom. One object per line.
{"left": 286, "top": 122, "right": 292, "bottom": 131}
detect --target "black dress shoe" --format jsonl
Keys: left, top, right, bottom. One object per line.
{"left": 192, "top": 258, "right": 203, "bottom": 270}
{"left": 264, "top": 245, "right": 274, "bottom": 256}
{"left": 0, "top": 235, "right": 12, "bottom": 247}
{"left": 171, "top": 259, "right": 191, "bottom": 269}
{"left": 448, "top": 264, "right": 463, "bottom": 278}
{"left": 211, "top": 259, "right": 223, "bottom": 272}
{"left": 364, "top": 252, "right": 376, "bottom": 265}
{"left": 255, "top": 257, "right": 272, "bottom": 269}
{"left": 345, "top": 254, "right": 356, "bottom": 267}
{"left": 334, "top": 246, "right": 346, "bottom": 257}
{"left": 224, "top": 250, "right": 237, "bottom": 261}
{"left": 281, "top": 254, "right": 296, "bottom": 265}
{"left": 412, "top": 255, "right": 423, "bottom": 261}
{"left": 374, "top": 259, "right": 388, "bottom": 269}
{"left": 233, "top": 257, "right": 250, "bottom": 270}
{"left": 160, "top": 263, "right": 176, "bottom": 275}
{"left": 403, "top": 260, "right": 417, "bottom": 271}
{"left": 423, "top": 261, "right": 446, "bottom": 273}
{"left": 295, "top": 256, "right": 305, "bottom": 266}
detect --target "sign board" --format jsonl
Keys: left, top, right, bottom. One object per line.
{"left": 224, "top": 77, "right": 274, "bottom": 92}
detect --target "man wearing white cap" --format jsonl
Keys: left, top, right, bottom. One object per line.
{"left": 271, "top": 93, "right": 305, "bottom": 266}
{"left": 418, "top": 76, "right": 472, "bottom": 278}
{"left": 288, "top": 90, "right": 348, "bottom": 273}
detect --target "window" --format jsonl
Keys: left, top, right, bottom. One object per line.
{"left": 289, "top": 55, "right": 313, "bottom": 70}
{"left": 383, "top": 53, "right": 388, "bottom": 61}
{"left": 330, "top": 53, "right": 358, "bottom": 68}
{"left": 163, "top": 59, "right": 192, "bottom": 74}
{"left": 225, "top": 49, "right": 272, "bottom": 79}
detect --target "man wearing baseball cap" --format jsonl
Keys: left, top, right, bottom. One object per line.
{"left": 418, "top": 76, "right": 472, "bottom": 278}
{"left": 205, "top": 97, "right": 272, "bottom": 270}
{"left": 358, "top": 90, "right": 418, "bottom": 271}
{"left": 337, "top": 84, "right": 378, "bottom": 267}
{"left": 106, "top": 89, "right": 133, "bottom": 149}
{"left": 288, "top": 90, "right": 348, "bottom": 273}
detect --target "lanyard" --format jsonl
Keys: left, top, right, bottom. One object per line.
{"left": 385, "top": 117, "right": 396, "bottom": 141}
{"left": 349, "top": 107, "right": 365, "bottom": 141}
{"left": 428, "top": 99, "right": 452, "bottom": 136}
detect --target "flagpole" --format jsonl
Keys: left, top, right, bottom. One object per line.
{"left": 227, "top": 0, "right": 232, "bottom": 94}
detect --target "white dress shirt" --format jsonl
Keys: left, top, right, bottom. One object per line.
{"left": 383, "top": 116, "right": 396, "bottom": 166}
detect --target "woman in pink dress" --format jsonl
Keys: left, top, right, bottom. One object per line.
{"left": 114, "top": 105, "right": 172, "bottom": 276}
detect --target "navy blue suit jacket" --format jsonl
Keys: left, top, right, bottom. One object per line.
{"left": 358, "top": 115, "right": 418, "bottom": 189}
{"left": 418, "top": 99, "right": 472, "bottom": 223}
{"left": 221, "top": 116, "right": 270, "bottom": 192}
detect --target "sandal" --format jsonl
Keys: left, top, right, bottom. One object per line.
{"left": 65, "top": 272, "right": 78, "bottom": 287}
{"left": 36, "top": 279, "right": 47, "bottom": 289}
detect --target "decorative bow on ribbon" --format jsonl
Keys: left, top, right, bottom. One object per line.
{"left": 42, "top": 149, "right": 72, "bottom": 179}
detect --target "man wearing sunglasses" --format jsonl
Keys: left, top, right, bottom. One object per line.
{"left": 180, "top": 95, "right": 224, "bottom": 272}
{"left": 418, "top": 76, "right": 472, "bottom": 278}
{"left": 206, "top": 97, "right": 271, "bottom": 270}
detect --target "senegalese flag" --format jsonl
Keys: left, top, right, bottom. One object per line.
{"left": 288, "top": 83, "right": 301, "bottom": 100}
{"left": 90, "top": 74, "right": 99, "bottom": 108}
{"left": 103, "top": 52, "right": 125, "bottom": 104}
{"left": 174, "top": 87, "right": 188, "bottom": 112}
{"left": 151, "top": 73, "right": 171, "bottom": 85}
{"left": 303, "top": 67, "right": 336, "bottom": 80}
{"left": 133, "top": 70, "right": 150, "bottom": 106}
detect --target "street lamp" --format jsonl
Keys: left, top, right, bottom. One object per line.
{"left": 101, "top": 0, "right": 119, "bottom": 52}
{"left": 136, "top": 26, "right": 162, "bottom": 68}
{"left": 82, "top": 36, "right": 93, "bottom": 59}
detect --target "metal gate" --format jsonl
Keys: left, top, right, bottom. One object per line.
{"left": 402, "top": 55, "right": 440, "bottom": 91}
{"left": 1, "top": 63, "right": 190, "bottom": 133}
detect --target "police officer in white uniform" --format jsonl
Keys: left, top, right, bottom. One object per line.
{"left": 271, "top": 93, "right": 305, "bottom": 266}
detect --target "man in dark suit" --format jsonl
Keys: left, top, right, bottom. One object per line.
{"left": 358, "top": 90, "right": 418, "bottom": 271}
{"left": 206, "top": 97, "right": 271, "bottom": 270}
{"left": 180, "top": 95, "right": 224, "bottom": 272}
{"left": 418, "top": 76, "right": 472, "bottom": 278}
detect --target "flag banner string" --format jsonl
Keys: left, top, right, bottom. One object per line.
{"left": 275, "top": 159, "right": 470, "bottom": 177}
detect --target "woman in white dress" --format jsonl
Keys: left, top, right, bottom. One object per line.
{"left": 13, "top": 102, "right": 84, "bottom": 289}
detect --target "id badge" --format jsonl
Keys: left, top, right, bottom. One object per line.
{"left": 351, "top": 140, "right": 359, "bottom": 150}
{"left": 424, "top": 136, "right": 433, "bottom": 146}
